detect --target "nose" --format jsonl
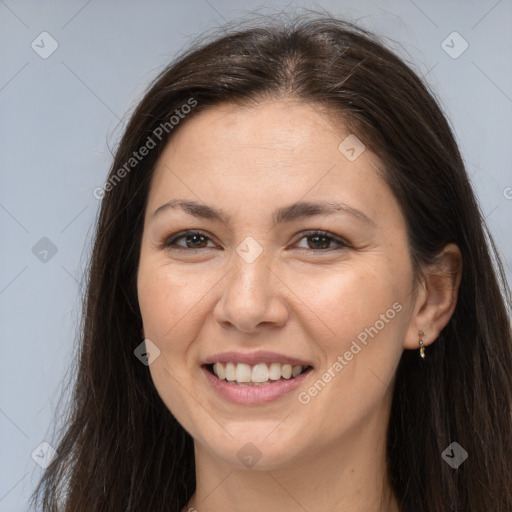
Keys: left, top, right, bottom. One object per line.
{"left": 213, "top": 250, "right": 289, "bottom": 333}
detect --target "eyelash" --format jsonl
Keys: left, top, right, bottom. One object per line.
{"left": 161, "top": 229, "right": 350, "bottom": 253}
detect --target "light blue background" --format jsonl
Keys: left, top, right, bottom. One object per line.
{"left": 1, "top": 1, "right": 511, "bottom": 509}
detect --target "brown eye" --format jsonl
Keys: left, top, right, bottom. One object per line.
{"left": 162, "top": 229, "right": 349, "bottom": 253}
{"left": 164, "top": 230, "right": 216, "bottom": 251}
{"left": 294, "top": 230, "right": 349, "bottom": 251}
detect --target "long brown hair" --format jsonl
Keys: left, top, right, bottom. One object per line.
{"left": 30, "top": 12, "right": 512, "bottom": 512}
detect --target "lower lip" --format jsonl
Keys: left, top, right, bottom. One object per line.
{"left": 202, "top": 366, "right": 313, "bottom": 405}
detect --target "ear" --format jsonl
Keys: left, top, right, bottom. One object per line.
{"left": 404, "top": 243, "right": 463, "bottom": 350}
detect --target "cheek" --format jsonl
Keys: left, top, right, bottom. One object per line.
{"left": 137, "top": 260, "right": 209, "bottom": 357}
{"left": 137, "top": 261, "right": 209, "bottom": 431}
{"left": 295, "top": 259, "right": 408, "bottom": 425}
{"left": 298, "top": 262, "right": 405, "bottom": 355}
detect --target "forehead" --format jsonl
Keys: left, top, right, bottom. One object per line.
{"left": 162, "top": 99, "right": 349, "bottom": 158}
{"left": 146, "top": 100, "right": 399, "bottom": 228}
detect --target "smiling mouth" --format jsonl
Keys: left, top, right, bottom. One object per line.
{"left": 204, "top": 362, "right": 313, "bottom": 386}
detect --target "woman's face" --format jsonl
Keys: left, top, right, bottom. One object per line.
{"left": 137, "top": 99, "right": 417, "bottom": 470}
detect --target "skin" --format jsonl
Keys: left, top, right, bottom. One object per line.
{"left": 137, "top": 99, "right": 462, "bottom": 512}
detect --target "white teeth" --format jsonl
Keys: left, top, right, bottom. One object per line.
{"left": 268, "top": 363, "right": 282, "bottom": 380}
{"left": 281, "top": 364, "right": 292, "bottom": 379}
{"left": 292, "top": 365, "right": 302, "bottom": 377}
{"left": 225, "top": 362, "right": 236, "bottom": 381}
{"left": 252, "top": 363, "right": 270, "bottom": 382}
{"left": 235, "top": 363, "right": 252, "bottom": 382}
{"left": 213, "top": 362, "right": 225, "bottom": 380}
{"left": 210, "top": 362, "right": 308, "bottom": 384}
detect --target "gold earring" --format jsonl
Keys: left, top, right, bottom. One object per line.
{"left": 418, "top": 330, "right": 425, "bottom": 359}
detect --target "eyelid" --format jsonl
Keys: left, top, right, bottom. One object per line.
{"left": 161, "top": 229, "right": 350, "bottom": 252}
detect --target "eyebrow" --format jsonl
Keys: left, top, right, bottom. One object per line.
{"left": 151, "top": 199, "right": 376, "bottom": 228}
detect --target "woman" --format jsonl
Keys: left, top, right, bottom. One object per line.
{"left": 31, "top": 13, "right": 512, "bottom": 512}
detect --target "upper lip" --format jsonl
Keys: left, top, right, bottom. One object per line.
{"left": 203, "top": 351, "right": 314, "bottom": 368}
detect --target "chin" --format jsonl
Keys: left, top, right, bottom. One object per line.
{"left": 197, "top": 425, "right": 309, "bottom": 471}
